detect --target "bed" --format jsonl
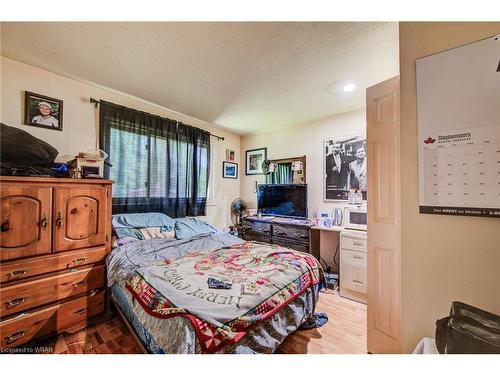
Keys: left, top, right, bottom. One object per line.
{"left": 106, "top": 230, "right": 324, "bottom": 354}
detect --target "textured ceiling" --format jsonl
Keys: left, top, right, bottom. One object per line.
{"left": 1, "top": 22, "right": 399, "bottom": 134}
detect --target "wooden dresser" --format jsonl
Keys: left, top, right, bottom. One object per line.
{"left": 0, "top": 177, "right": 112, "bottom": 350}
{"left": 241, "top": 216, "right": 314, "bottom": 255}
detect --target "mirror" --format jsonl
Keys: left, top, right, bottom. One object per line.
{"left": 266, "top": 155, "right": 306, "bottom": 184}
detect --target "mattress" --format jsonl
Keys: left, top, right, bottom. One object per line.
{"left": 107, "top": 232, "right": 322, "bottom": 354}
{"left": 111, "top": 282, "right": 320, "bottom": 354}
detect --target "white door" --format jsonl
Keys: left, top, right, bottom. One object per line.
{"left": 366, "top": 76, "right": 402, "bottom": 353}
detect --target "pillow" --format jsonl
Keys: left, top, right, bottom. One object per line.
{"left": 112, "top": 213, "right": 175, "bottom": 231}
{"left": 174, "top": 218, "right": 217, "bottom": 239}
{"left": 139, "top": 227, "right": 176, "bottom": 240}
{"left": 113, "top": 236, "right": 139, "bottom": 248}
{"left": 114, "top": 227, "right": 143, "bottom": 239}
{"left": 114, "top": 226, "right": 175, "bottom": 240}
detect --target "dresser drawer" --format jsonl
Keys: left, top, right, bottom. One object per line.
{"left": 242, "top": 234, "right": 270, "bottom": 243}
{"left": 0, "top": 265, "right": 105, "bottom": 317}
{"left": 341, "top": 235, "right": 367, "bottom": 252}
{"left": 341, "top": 249, "right": 367, "bottom": 267}
{"left": 272, "top": 238, "right": 309, "bottom": 254}
{"left": 340, "top": 263, "right": 367, "bottom": 294}
{"left": 0, "top": 290, "right": 105, "bottom": 349}
{"left": 272, "top": 224, "right": 309, "bottom": 243}
{"left": 243, "top": 221, "right": 272, "bottom": 237}
{"left": 0, "top": 246, "right": 107, "bottom": 283}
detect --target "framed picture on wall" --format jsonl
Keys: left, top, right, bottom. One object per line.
{"left": 245, "top": 147, "right": 267, "bottom": 175}
{"left": 222, "top": 162, "right": 238, "bottom": 179}
{"left": 24, "top": 91, "right": 63, "bottom": 131}
{"left": 324, "top": 134, "right": 366, "bottom": 201}
{"left": 226, "top": 149, "right": 235, "bottom": 161}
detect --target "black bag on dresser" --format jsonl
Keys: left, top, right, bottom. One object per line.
{"left": 435, "top": 301, "right": 500, "bottom": 354}
{"left": 0, "top": 122, "right": 58, "bottom": 175}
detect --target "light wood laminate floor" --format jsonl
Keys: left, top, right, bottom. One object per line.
{"left": 279, "top": 290, "right": 367, "bottom": 354}
{"left": 39, "top": 290, "right": 367, "bottom": 354}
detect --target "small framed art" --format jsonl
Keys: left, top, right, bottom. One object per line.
{"left": 226, "top": 149, "right": 235, "bottom": 161}
{"left": 245, "top": 147, "right": 267, "bottom": 175}
{"left": 223, "top": 162, "right": 238, "bottom": 179}
{"left": 24, "top": 91, "right": 63, "bottom": 131}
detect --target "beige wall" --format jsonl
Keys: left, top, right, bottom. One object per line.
{"left": 0, "top": 56, "right": 241, "bottom": 229}
{"left": 240, "top": 110, "right": 365, "bottom": 212}
{"left": 399, "top": 22, "right": 500, "bottom": 352}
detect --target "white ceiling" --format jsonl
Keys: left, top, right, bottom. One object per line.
{"left": 1, "top": 22, "right": 399, "bottom": 135}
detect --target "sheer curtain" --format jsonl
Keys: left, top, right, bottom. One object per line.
{"left": 99, "top": 100, "right": 210, "bottom": 217}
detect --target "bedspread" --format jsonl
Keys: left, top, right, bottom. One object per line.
{"left": 106, "top": 233, "right": 323, "bottom": 353}
{"left": 107, "top": 232, "right": 243, "bottom": 287}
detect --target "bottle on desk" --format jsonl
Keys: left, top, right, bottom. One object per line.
{"left": 332, "top": 207, "right": 343, "bottom": 227}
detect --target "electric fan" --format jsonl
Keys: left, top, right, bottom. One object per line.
{"left": 230, "top": 198, "right": 249, "bottom": 225}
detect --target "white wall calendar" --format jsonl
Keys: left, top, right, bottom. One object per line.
{"left": 417, "top": 34, "right": 500, "bottom": 218}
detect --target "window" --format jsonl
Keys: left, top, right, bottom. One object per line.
{"left": 206, "top": 145, "right": 216, "bottom": 204}
{"left": 99, "top": 100, "right": 211, "bottom": 217}
{"left": 109, "top": 127, "right": 149, "bottom": 198}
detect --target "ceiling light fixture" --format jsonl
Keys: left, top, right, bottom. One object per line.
{"left": 343, "top": 83, "right": 356, "bottom": 92}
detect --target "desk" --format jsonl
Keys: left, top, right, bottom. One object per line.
{"left": 311, "top": 226, "right": 368, "bottom": 304}
{"left": 311, "top": 225, "right": 344, "bottom": 232}
{"left": 310, "top": 225, "right": 343, "bottom": 273}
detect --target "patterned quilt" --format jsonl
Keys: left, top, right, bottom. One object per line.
{"left": 125, "top": 241, "right": 323, "bottom": 353}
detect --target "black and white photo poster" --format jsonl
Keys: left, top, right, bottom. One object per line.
{"left": 324, "top": 134, "right": 367, "bottom": 201}
{"left": 417, "top": 34, "right": 500, "bottom": 218}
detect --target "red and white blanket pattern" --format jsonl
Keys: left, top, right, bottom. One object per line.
{"left": 125, "top": 241, "right": 323, "bottom": 353}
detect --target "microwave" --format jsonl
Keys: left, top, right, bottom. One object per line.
{"left": 344, "top": 205, "right": 367, "bottom": 231}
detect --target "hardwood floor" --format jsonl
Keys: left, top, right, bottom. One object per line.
{"left": 279, "top": 290, "right": 367, "bottom": 354}
{"left": 38, "top": 315, "right": 143, "bottom": 354}
{"left": 38, "top": 289, "right": 367, "bottom": 354}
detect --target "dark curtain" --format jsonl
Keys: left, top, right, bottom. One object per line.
{"left": 99, "top": 100, "right": 210, "bottom": 217}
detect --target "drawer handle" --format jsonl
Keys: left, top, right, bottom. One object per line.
{"left": 5, "top": 330, "right": 27, "bottom": 344}
{"left": 74, "top": 307, "right": 87, "bottom": 316}
{"left": 56, "top": 212, "right": 63, "bottom": 227}
{"left": 352, "top": 241, "right": 364, "bottom": 247}
{"left": 353, "top": 255, "right": 364, "bottom": 260}
{"left": 6, "top": 296, "right": 28, "bottom": 308}
{"left": 40, "top": 213, "right": 48, "bottom": 228}
{"left": 72, "top": 281, "right": 86, "bottom": 289}
{"left": 297, "top": 233, "right": 307, "bottom": 239}
{"left": 72, "top": 257, "right": 88, "bottom": 265}
{"left": 352, "top": 279, "right": 365, "bottom": 285}
{"left": 7, "top": 269, "right": 30, "bottom": 279}
{"left": 1, "top": 220, "right": 10, "bottom": 232}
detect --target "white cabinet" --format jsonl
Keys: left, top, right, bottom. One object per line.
{"left": 340, "top": 230, "right": 367, "bottom": 304}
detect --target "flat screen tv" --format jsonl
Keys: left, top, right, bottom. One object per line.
{"left": 257, "top": 184, "right": 307, "bottom": 218}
